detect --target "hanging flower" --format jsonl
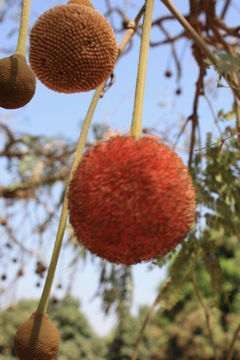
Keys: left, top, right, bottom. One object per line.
{"left": 0, "top": 54, "right": 36, "bottom": 109}
{"left": 29, "top": 1, "right": 118, "bottom": 93}
{"left": 68, "top": 136, "right": 196, "bottom": 265}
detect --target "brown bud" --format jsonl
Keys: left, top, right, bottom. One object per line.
{"left": 17, "top": 268, "right": 24, "bottom": 277}
{"left": 14, "top": 312, "right": 60, "bottom": 360}
{"left": 35, "top": 261, "right": 47, "bottom": 276}
{"left": 165, "top": 70, "right": 172, "bottom": 78}
{"left": 0, "top": 54, "right": 36, "bottom": 109}
{"left": 1, "top": 274, "right": 7, "bottom": 281}
{"left": 0, "top": 218, "right": 7, "bottom": 226}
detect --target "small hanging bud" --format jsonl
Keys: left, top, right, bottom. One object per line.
{"left": 165, "top": 69, "right": 172, "bottom": 78}
{"left": 176, "top": 87, "right": 182, "bottom": 95}
{"left": 14, "top": 312, "right": 60, "bottom": 360}
{"left": 0, "top": 217, "right": 7, "bottom": 226}
{"left": 0, "top": 54, "right": 36, "bottom": 109}
{"left": 17, "top": 268, "right": 24, "bottom": 277}
{"left": 35, "top": 261, "right": 47, "bottom": 277}
{"left": 1, "top": 274, "right": 7, "bottom": 281}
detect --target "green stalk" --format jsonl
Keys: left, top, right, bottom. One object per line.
{"left": 16, "top": 0, "right": 31, "bottom": 55}
{"left": 37, "top": 84, "right": 104, "bottom": 313}
{"left": 118, "top": 5, "right": 146, "bottom": 57}
{"left": 131, "top": 0, "right": 155, "bottom": 139}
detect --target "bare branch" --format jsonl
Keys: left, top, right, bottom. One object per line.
{"left": 226, "top": 322, "right": 240, "bottom": 360}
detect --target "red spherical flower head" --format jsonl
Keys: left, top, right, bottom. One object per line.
{"left": 68, "top": 136, "right": 196, "bottom": 265}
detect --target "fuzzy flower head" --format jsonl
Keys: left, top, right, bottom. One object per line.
{"left": 68, "top": 136, "right": 196, "bottom": 265}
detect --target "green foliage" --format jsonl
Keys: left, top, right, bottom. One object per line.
{"left": 148, "top": 129, "right": 240, "bottom": 359}
{"left": 200, "top": 233, "right": 224, "bottom": 299}
{"left": 107, "top": 307, "right": 157, "bottom": 360}
{"left": 159, "top": 235, "right": 200, "bottom": 311}
{"left": 205, "top": 50, "right": 240, "bottom": 90}
{"left": 216, "top": 51, "right": 240, "bottom": 89}
{"left": 193, "top": 129, "right": 240, "bottom": 305}
{"left": 96, "top": 263, "right": 133, "bottom": 320}
{"left": 217, "top": 108, "right": 236, "bottom": 122}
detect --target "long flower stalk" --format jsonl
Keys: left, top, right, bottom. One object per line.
{"left": 131, "top": 0, "right": 155, "bottom": 139}
{"left": 37, "top": 84, "right": 104, "bottom": 313}
{"left": 16, "top": 0, "right": 32, "bottom": 55}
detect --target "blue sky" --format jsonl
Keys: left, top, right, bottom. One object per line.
{"left": 0, "top": 0, "right": 238, "bottom": 335}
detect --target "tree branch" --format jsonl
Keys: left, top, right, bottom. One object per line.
{"left": 192, "top": 274, "right": 219, "bottom": 360}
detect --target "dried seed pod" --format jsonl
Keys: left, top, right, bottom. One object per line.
{"left": 35, "top": 261, "right": 47, "bottom": 276}
{"left": 165, "top": 69, "right": 172, "bottom": 78}
{"left": 17, "top": 268, "right": 24, "bottom": 277}
{"left": 0, "top": 54, "right": 36, "bottom": 109}
{"left": 0, "top": 217, "right": 7, "bottom": 226}
{"left": 1, "top": 274, "right": 7, "bottom": 281}
{"left": 68, "top": 136, "right": 196, "bottom": 265}
{"left": 176, "top": 87, "right": 182, "bottom": 95}
{"left": 14, "top": 312, "right": 60, "bottom": 360}
{"left": 67, "top": 0, "right": 94, "bottom": 9}
{"left": 29, "top": 3, "right": 118, "bottom": 93}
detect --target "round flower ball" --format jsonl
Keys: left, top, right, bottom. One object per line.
{"left": 68, "top": 136, "right": 196, "bottom": 265}
{"left": 14, "top": 312, "right": 60, "bottom": 360}
{"left": 0, "top": 54, "right": 36, "bottom": 109}
{"left": 29, "top": 2, "right": 118, "bottom": 93}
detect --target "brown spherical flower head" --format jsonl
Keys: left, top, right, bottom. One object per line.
{"left": 14, "top": 312, "right": 60, "bottom": 360}
{"left": 68, "top": 0, "right": 95, "bottom": 9}
{"left": 0, "top": 53, "right": 36, "bottom": 109}
{"left": 29, "top": 4, "right": 118, "bottom": 93}
{"left": 68, "top": 136, "right": 196, "bottom": 265}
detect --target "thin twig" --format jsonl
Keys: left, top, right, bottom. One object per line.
{"left": 194, "top": 131, "right": 239, "bottom": 152}
{"left": 226, "top": 322, "right": 240, "bottom": 360}
{"left": 192, "top": 274, "right": 219, "bottom": 360}
{"left": 233, "top": 97, "right": 240, "bottom": 146}
{"left": 160, "top": 0, "right": 240, "bottom": 101}
{"left": 188, "top": 67, "right": 205, "bottom": 167}
{"left": 118, "top": 3, "right": 146, "bottom": 57}
{"left": 173, "top": 117, "right": 190, "bottom": 150}
{"left": 203, "top": 94, "right": 223, "bottom": 135}
{"left": 132, "top": 276, "right": 172, "bottom": 360}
